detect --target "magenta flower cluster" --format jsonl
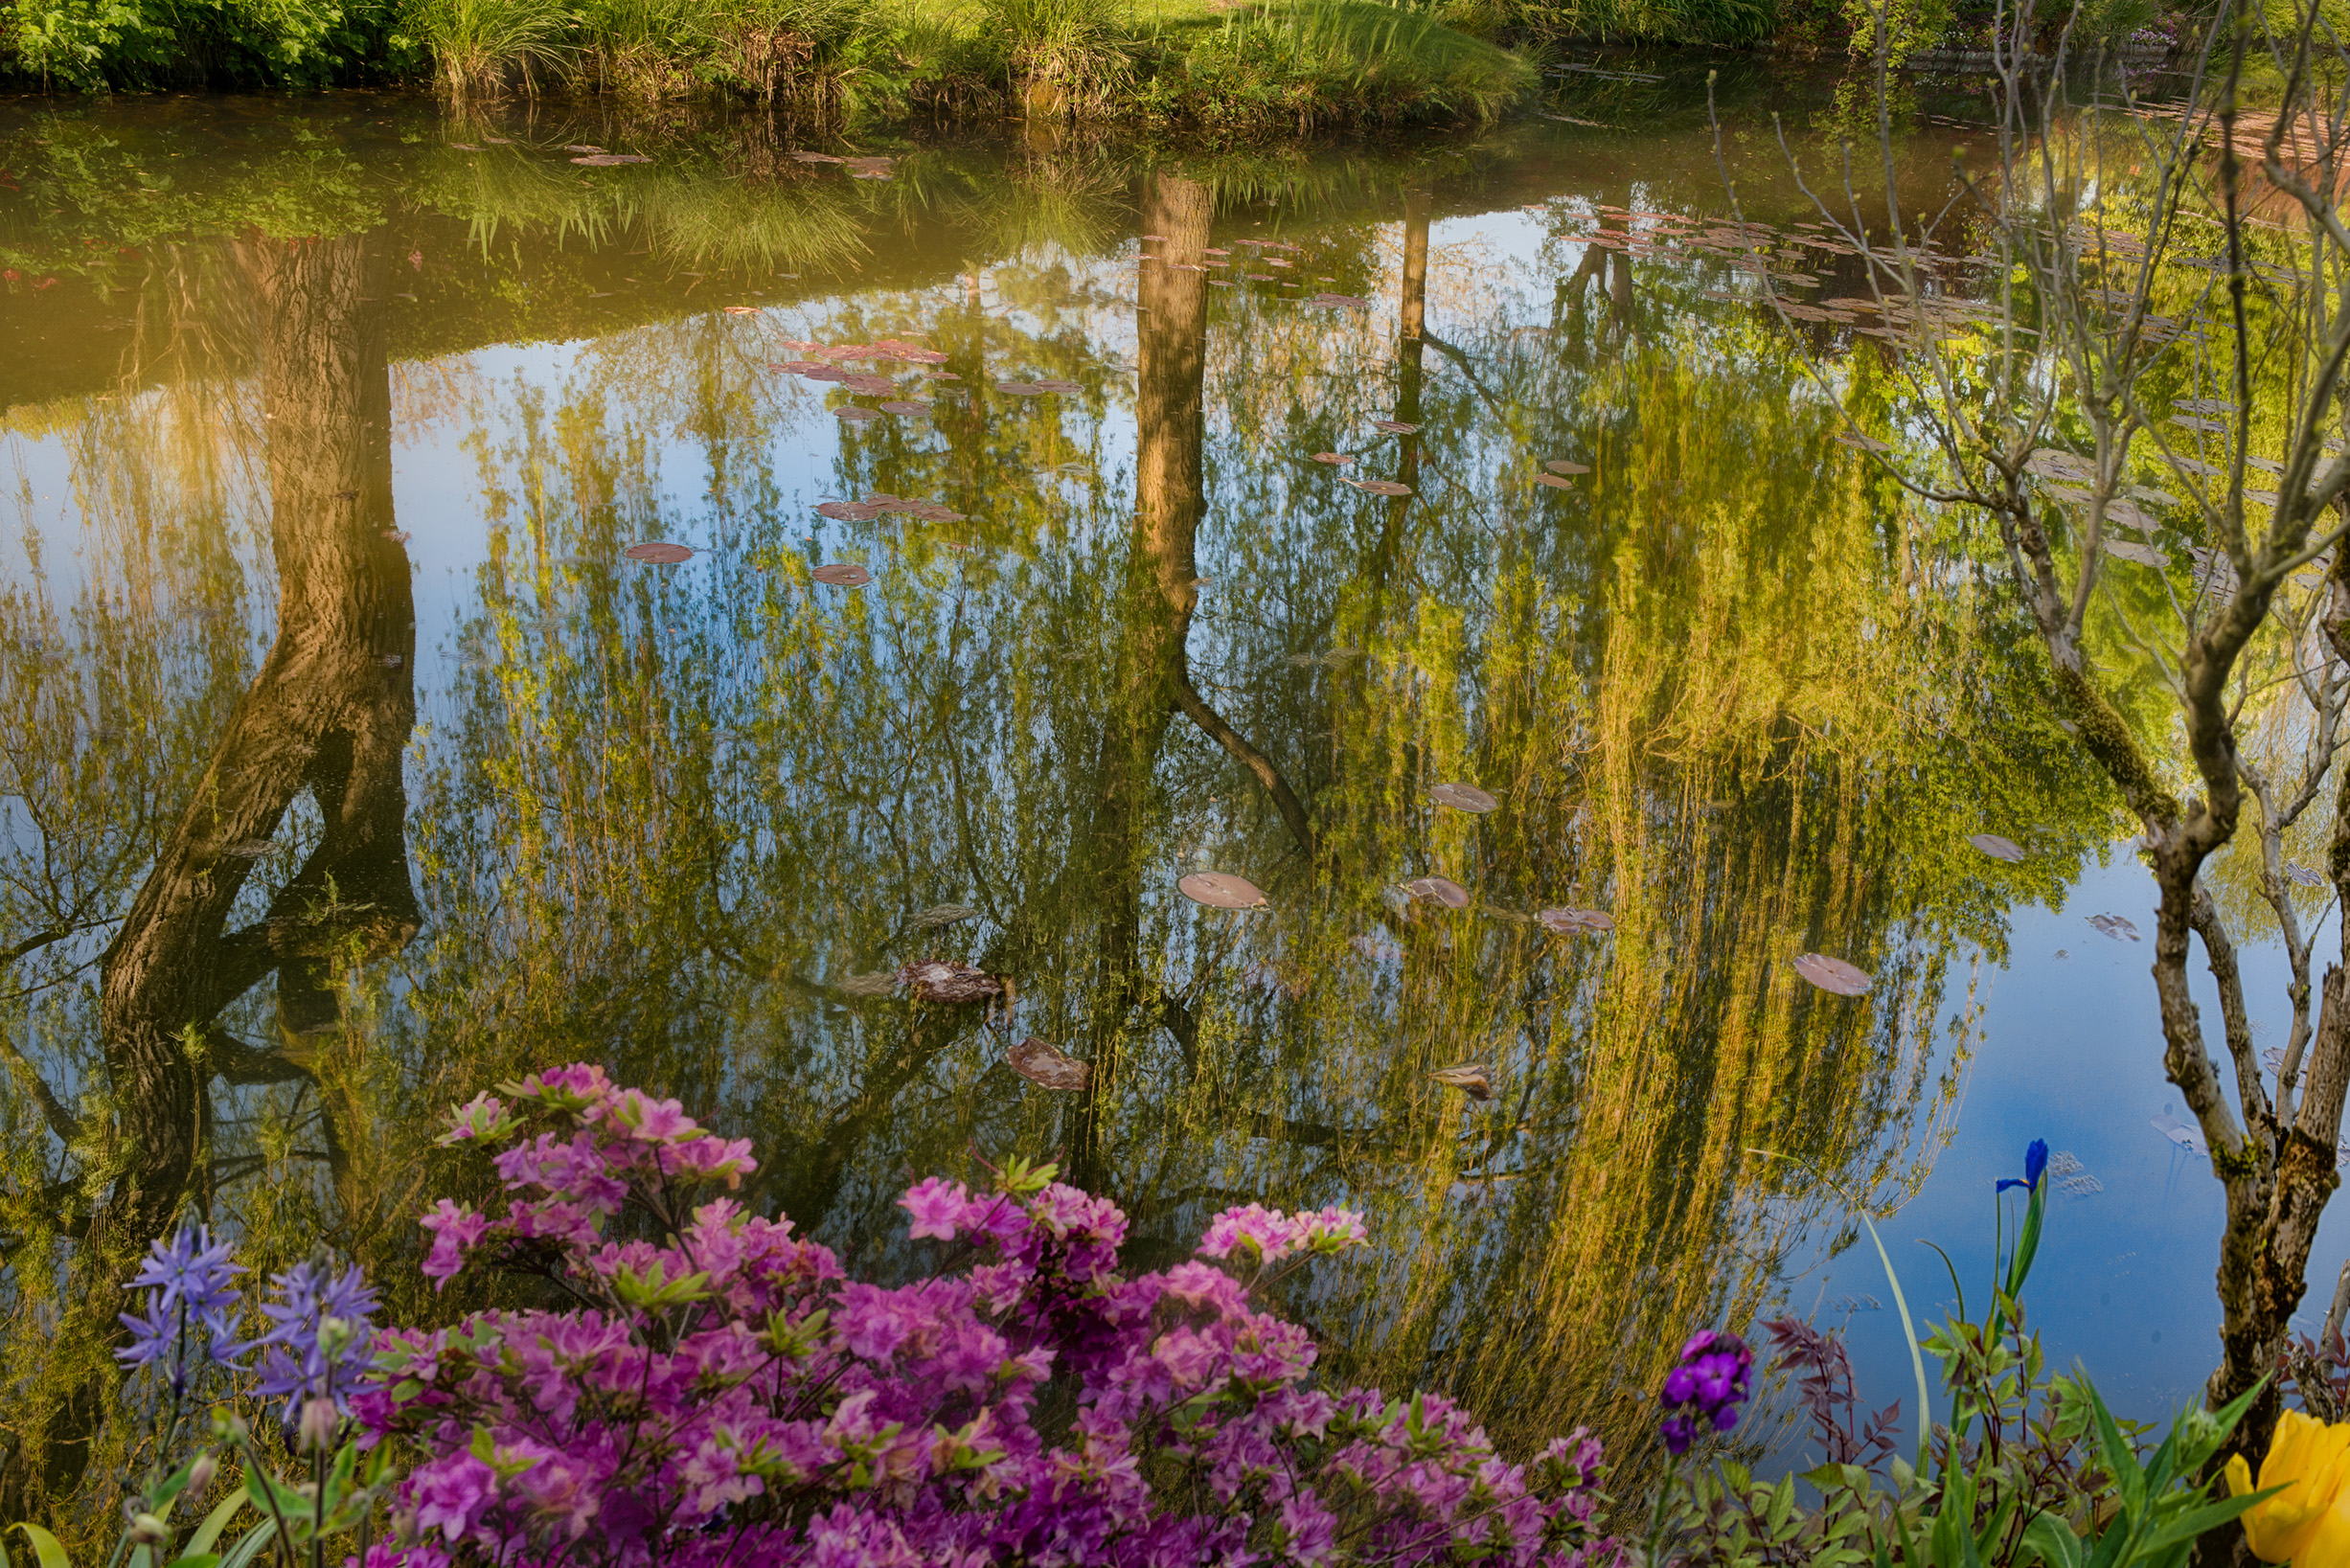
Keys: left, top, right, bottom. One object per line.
{"left": 1656, "top": 1330, "right": 1752, "bottom": 1458}
{"left": 357, "top": 1064, "right": 1622, "bottom": 1567}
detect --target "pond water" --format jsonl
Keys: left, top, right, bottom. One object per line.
{"left": 0, "top": 73, "right": 2333, "bottom": 1494}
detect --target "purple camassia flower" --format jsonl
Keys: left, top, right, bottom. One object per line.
{"left": 358, "top": 1065, "right": 1626, "bottom": 1567}
{"left": 118, "top": 1223, "right": 244, "bottom": 1393}
{"left": 230, "top": 1259, "right": 381, "bottom": 1418}
{"left": 1658, "top": 1329, "right": 1754, "bottom": 1457}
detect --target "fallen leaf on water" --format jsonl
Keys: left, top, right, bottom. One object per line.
{"left": 624, "top": 542, "right": 695, "bottom": 564}
{"left": 811, "top": 563, "right": 872, "bottom": 586}
{"left": 790, "top": 150, "right": 845, "bottom": 163}
{"left": 1968, "top": 832, "right": 2026, "bottom": 863}
{"left": 1178, "top": 872, "right": 1266, "bottom": 909}
{"left": 1430, "top": 1063, "right": 1494, "bottom": 1101}
{"left": 899, "top": 959, "right": 1003, "bottom": 1003}
{"left": 1538, "top": 907, "right": 1614, "bottom": 934}
{"left": 1404, "top": 875, "right": 1471, "bottom": 909}
{"left": 1009, "top": 1036, "right": 1091, "bottom": 1091}
{"left": 725, "top": 305, "right": 760, "bottom": 314}
{"left": 1545, "top": 460, "right": 1590, "bottom": 475}
{"left": 1791, "top": 952, "right": 1872, "bottom": 995}
{"left": 995, "top": 381, "right": 1047, "bottom": 397}
{"left": 1372, "top": 420, "right": 1423, "bottom": 433}
{"left": 573, "top": 154, "right": 650, "bottom": 167}
{"left": 1033, "top": 378, "right": 1084, "bottom": 393}
{"left": 1309, "top": 292, "right": 1371, "bottom": 308}
{"left": 1353, "top": 480, "right": 1414, "bottom": 497}
{"left": 2107, "top": 541, "right": 2168, "bottom": 568}
{"left": 1429, "top": 783, "right": 1498, "bottom": 812}
{"left": 1312, "top": 452, "right": 1352, "bottom": 466}
{"left": 814, "top": 500, "right": 882, "bottom": 521}
{"left": 563, "top": 144, "right": 605, "bottom": 153}
{"left": 1139, "top": 233, "right": 1169, "bottom": 240}
{"left": 833, "top": 405, "right": 882, "bottom": 421}
{"left": 1534, "top": 474, "right": 1576, "bottom": 489}
{"left": 913, "top": 903, "right": 979, "bottom": 927}
{"left": 878, "top": 400, "right": 930, "bottom": 416}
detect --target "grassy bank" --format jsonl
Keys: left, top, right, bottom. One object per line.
{"left": 0, "top": 0, "right": 1542, "bottom": 131}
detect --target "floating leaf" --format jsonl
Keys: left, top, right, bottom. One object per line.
{"left": 1353, "top": 480, "right": 1414, "bottom": 497}
{"left": 1032, "top": 378, "right": 1084, "bottom": 393}
{"left": 573, "top": 154, "right": 650, "bottom": 167}
{"left": 2088, "top": 912, "right": 2141, "bottom": 942}
{"left": 1178, "top": 872, "right": 1266, "bottom": 909}
{"left": 1139, "top": 233, "right": 1169, "bottom": 240}
{"left": 878, "top": 400, "right": 930, "bottom": 416}
{"left": 833, "top": 405, "right": 881, "bottom": 421}
{"left": 2149, "top": 1112, "right": 2207, "bottom": 1154}
{"left": 1429, "top": 782, "right": 1498, "bottom": 812}
{"left": 811, "top": 563, "right": 872, "bottom": 586}
{"left": 624, "top": 542, "right": 695, "bottom": 563}
{"left": 1545, "top": 460, "right": 1589, "bottom": 475}
{"left": 899, "top": 959, "right": 1003, "bottom": 1003}
{"left": 1372, "top": 420, "right": 1423, "bottom": 433}
{"left": 1968, "top": 832, "right": 2026, "bottom": 863}
{"left": 1533, "top": 473, "right": 1576, "bottom": 489}
{"left": 814, "top": 500, "right": 882, "bottom": 521}
{"left": 2107, "top": 540, "right": 2168, "bottom": 568}
{"left": 912, "top": 903, "right": 979, "bottom": 927}
{"left": 1537, "top": 907, "right": 1614, "bottom": 934}
{"left": 563, "top": 143, "right": 605, "bottom": 152}
{"left": 1403, "top": 875, "right": 1471, "bottom": 909}
{"left": 1312, "top": 452, "right": 1352, "bottom": 466}
{"left": 1791, "top": 952, "right": 1873, "bottom": 995}
{"left": 724, "top": 305, "right": 760, "bottom": 314}
{"left": 1429, "top": 1063, "right": 1494, "bottom": 1101}
{"left": 790, "top": 150, "right": 845, "bottom": 164}
{"left": 1010, "top": 1037, "right": 1091, "bottom": 1091}
{"left": 1308, "top": 292, "right": 1371, "bottom": 308}
{"left": 994, "top": 381, "right": 1047, "bottom": 396}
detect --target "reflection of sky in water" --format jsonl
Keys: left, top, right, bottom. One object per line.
{"left": 1, "top": 99, "right": 2335, "bottom": 1466}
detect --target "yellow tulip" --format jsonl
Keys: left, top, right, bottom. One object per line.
{"left": 2228, "top": 1410, "right": 2350, "bottom": 1563}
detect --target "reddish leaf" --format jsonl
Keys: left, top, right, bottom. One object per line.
{"left": 1009, "top": 1037, "right": 1091, "bottom": 1091}
{"left": 811, "top": 563, "right": 872, "bottom": 586}
{"left": 624, "top": 542, "right": 695, "bottom": 563}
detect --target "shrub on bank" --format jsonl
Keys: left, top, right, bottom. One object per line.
{"left": 47, "top": 1079, "right": 2293, "bottom": 1568}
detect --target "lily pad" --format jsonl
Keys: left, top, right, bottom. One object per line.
{"left": 624, "top": 542, "right": 695, "bottom": 563}
{"left": 811, "top": 563, "right": 872, "bottom": 586}
{"left": 1791, "top": 953, "right": 1873, "bottom": 996}
{"left": 1404, "top": 875, "right": 1471, "bottom": 909}
{"left": 1429, "top": 1063, "right": 1495, "bottom": 1101}
{"left": 1178, "top": 872, "right": 1266, "bottom": 909}
{"left": 1429, "top": 783, "right": 1498, "bottom": 812}
{"left": 1009, "top": 1036, "right": 1091, "bottom": 1092}
{"left": 1968, "top": 832, "right": 2026, "bottom": 863}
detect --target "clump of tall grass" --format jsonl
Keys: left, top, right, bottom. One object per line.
{"left": 977, "top": 0, "right": 1135, "bottom": 114}
{"left": 1160, "top": 0, "right": 1534, "bottom": 132}
{"left": 401, "top": 0, "right": 569, "bottom": 95}
{"left": 1498, "top": 0, "right": 1772, "bottom": 44}
{"left": 701, "top": 0, "right": 867, "bottom": 99}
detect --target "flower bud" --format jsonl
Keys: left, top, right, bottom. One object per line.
{"left": 298, "top": 1397, "right": 341, "bottom": 1453}
{"left": 126, "top": 1512, "right": 169, "bottom": 1547}
{"left": 186, "top": 1453, "right": 217, "bottom": 1495}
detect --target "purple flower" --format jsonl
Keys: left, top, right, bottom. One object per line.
{"left": 228, "top": 1260, "right": 379, "bottom": 1418}
{"left": 1997, "top": 1137, "right": 2050, "bottom": 1194}
{"left": 116, "top": 1222, "right": 244, "bottom": 1391}
{"left": 1658, "top": 1329, "right": 1753, "bottom": 1456}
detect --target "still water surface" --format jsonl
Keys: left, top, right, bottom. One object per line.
{"left": 0, "top": 80, "right": 2325, "bottom": 1480}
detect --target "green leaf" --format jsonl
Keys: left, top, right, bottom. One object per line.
{"left": 2136, "top": 1488, "right": 2271, "bottom": 1556}
{"left": 181, "top": 1488, "right": 249, "bottom": 1560}
{"left": 160, "top": 1557, "right": 221, "bottom": 1568}
{"left": 2019, "top": 1514, "right": 2082, "bottom": 1568}
{"left": 2088, "top": 1383, "right": 2146, "bottom": 1516}
{"left": 11, "top": 1524, "right": 70, "bottom": 1568}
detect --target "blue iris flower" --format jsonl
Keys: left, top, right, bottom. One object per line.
{"left": 1997, "top": 1138, "right": 2049, "bottom": 1194}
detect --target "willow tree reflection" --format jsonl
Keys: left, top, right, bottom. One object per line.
{"left": 396, "top": 168, "right": 2118, "bottom": 1473}
{"left": 0, "top": 235, "right": 420, "bottom": 1517}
